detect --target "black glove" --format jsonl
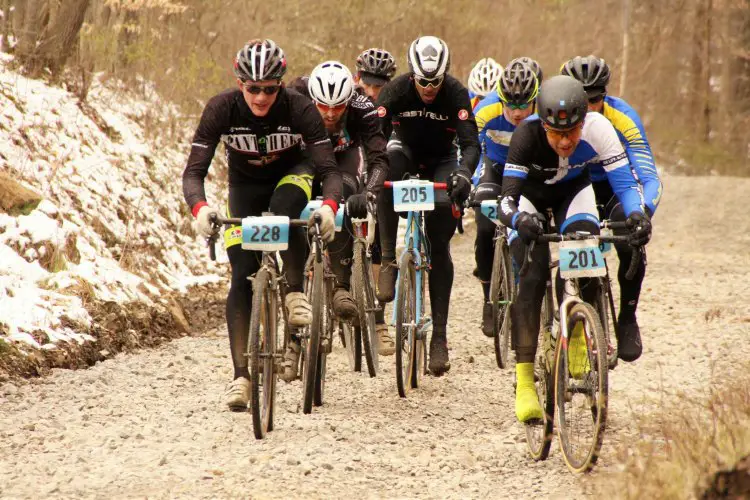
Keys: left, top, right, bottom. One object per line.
{"left": 447, "top": 171, "right": 471, "bottom": 204}
{"left": 346, "top": 193, "right": 371, "bottom": 219}
{"left": 626, "top": 212, "right": 652, "bottom": 246}
{"left": 515, "top": 212, "right": 543, "bottom": 244}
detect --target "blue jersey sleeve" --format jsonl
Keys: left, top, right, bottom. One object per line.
{"left": 604, "top": 97, "right": 663, "bottom": 215}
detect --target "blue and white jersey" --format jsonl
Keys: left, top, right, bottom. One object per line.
{"left": 498, "top": 112, "right": 645, "bottom": 228}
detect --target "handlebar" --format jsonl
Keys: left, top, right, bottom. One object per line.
{"left": 519, "top": 232, "right": 642, "bottom": 280}
{"left": 206, "top": 213, "right": 312, "bottom": 262}
{"left": 382, "top": 181, "right": 460, "bottom": 219}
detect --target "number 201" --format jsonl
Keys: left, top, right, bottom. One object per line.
{"left": 568, "top": 249, "right": 599, "bottom": 269}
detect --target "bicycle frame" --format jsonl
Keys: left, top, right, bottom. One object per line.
{"left": 391, "top": 209, "right": 431, "bottom": 336}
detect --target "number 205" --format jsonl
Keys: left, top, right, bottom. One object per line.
{"left": 401, "top": 186, "right": 428, "bottom": 203}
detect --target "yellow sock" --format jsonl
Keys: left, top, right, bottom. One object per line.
{"left": 568, "top": 323, "right": 590, "bottom": 379}
{"left": 515, "top": 362, "right": 543, "bottom": 422}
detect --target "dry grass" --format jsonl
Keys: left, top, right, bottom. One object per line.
{"left": 596, "top": 366, "right": 750, "bottom": 499}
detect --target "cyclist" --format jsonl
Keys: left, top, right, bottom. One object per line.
{"left": 352, "top": 47, "right": 397, "bottom": 349}
{"left": 354, "top": 48, "right": 397, "bottom": 101}
{"left": 468, "top": 57, "right": 504, "bottom": 186}
{"left": 498, "top": 75, "right": 651, "bottom": 422}
{"left": 182, "top": 39, "right": 342, "bottom": 410}
{"left": 468, "top": 57, "right": 503, "bottom": 111}
{"left": 471, "top": 60, "right": 539, "bottom": 336}
{"left": 561, "top": 55, "right": 662, "bottom": 362}
{"left": 288, "top": 61, "right": 393, "bottom": 358}
{"left": 375, "top": 35, "right": 480, "bottom": 375}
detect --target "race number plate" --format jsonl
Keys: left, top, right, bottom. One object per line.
{"left": 480, "top": 200, "right": 500, "bottom": 224}
{"left": 392, "top": 180, "right": 435, "bottom": 212}
{"left": 300, "top": 200, "right": 344, "bottom": 232}
{"left": 241, "top": 216, "right": 290, "bottom": 251}
{"left": 559, "top": 239, "right": 607, "bottom": 279}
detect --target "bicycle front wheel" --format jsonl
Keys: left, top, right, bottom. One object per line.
{"left": 249, "top": 267, "right": 278, "bottom": 440}
{"left": 302, "top": 256, "right": 324, "bottom": 415}
{"left": 352, "top": 241, "right": 378, "bottom": 377}
{"left": 395, "top": 253, "right": 417, "bottom": 398}
{"left": 492, "top": 234, "right": 514, "bottom": 369}
{"left": 555, "top": 301, "right": 608, "bottom": 473}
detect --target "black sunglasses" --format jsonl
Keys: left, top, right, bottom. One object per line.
{"left": 588, "top": 94, "right": 605, "bottom": 104}
{"left": 244, "top": 84, "right": 281, "bottom": 95}
{"left": 415, "top": 75, "right": 444, "bottom": 88}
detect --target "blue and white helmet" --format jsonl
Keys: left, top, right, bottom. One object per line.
{"left": 308, "top": 61, "right": 355, "bottom": 106}
{"left": 407, "top": 36, "right": 450, "bottom": 79}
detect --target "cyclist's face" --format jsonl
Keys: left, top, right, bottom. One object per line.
{"left": 415, "top": 77, "right": 443, "bottom": 104}
{"left": 238, "top": 79, "right": 281, "bottom": 117}
{"left": 503, "top": 104, "right": 534, "bottom": 126}
{"left": 315, "top": 102, "right": 348, "bottom": 132}
{"left": 359, "top": 82, "right": 385, "bottom": 101}
{"left": 587, "top": 94, "right": 605, "bottom": 113}
{"left": 544, "top": 121, "right": 584, "bottom": 158}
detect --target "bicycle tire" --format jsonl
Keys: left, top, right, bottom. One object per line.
{"left": 248, "top": 268, "right": 277, "bottom": 439}
{"left": 395, "top": 253, "right": 416, "bottom": 398}
{"left": 555, "top": 301, "right": 608, "bottom": 473}
{"left": 492, "top": 235, "right": 514, "bottom": 369}
{"left": 314, "top": 293, "right": 333, "bottom": 407}
{"left": 596, "top": 274, "right": 618, "bottom": 370}
{"left": 302, "top": 256, "right": 324, "bottom": 414}
{"left": 525, "top": 291, "right": 555, "bottom": 460}
{"left": 353, "top": 241, "right": 378, "bottom": 377}
{"left": 343, "top": 321, "right": 362, "bottom": 372}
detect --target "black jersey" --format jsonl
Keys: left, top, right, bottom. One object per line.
{"left": 288, "top": 76, "right": 389, "bottom": 188}
{"left": 182, "top": 87, "right": 341, "bottom": 209}
{"left": 375, "top": 73, "right": 480, "bottom": 177}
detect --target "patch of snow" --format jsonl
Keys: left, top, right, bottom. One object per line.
{"left": 0, "top": 65, "right": 226, "bottom": 351}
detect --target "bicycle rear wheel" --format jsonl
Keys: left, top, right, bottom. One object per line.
{"left": 395, "top": 253, "right": 417, "bottom": 398}
{"left": 302, "top": 256, "right": 324, "bottom": 414}
{"left": 525, "top": 291, "right": 555, "bottom": 460}
{"left": 492, "top": 234, "right": 514, "bottom": 369}
{"left": 555, "top": 301, "right": 608, "bottom": 473}
{"left": 352, "top": 241, "right": 378, "bottom": 377}
{"left": 249, "top": 268, "right": 278, "bottom": 440}
{"left": 597, "top": 271, "right": 619, "bottom": 369}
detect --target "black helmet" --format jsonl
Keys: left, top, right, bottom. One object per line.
{"left": 508, "top": 56, "right": 543, "bottom": 84}
{"left": 497, "top": 60, "right": 538, "bottom": 105}
{"left": 407, "top": 36, "right": 450, "bottom": 79}
{"left": 234, "top": 39, "right": 287, "bottom": 82}
{"left": 560, "top": 55, "right": 610, "bottom": 97}
{"left": 537, "top": 75, "right": 588, "bottom": 129}
{"left": 356, "top": 48, "right": 397, "bottom": 85}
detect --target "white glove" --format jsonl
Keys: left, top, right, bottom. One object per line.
{"left": 195, "top": 205, "right": 220, "bottom": 237}
{"left": 309, "top": 204, "right": 336, "bottom": 243}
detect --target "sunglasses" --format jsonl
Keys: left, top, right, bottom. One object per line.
{"left": 243, "top": 84, "right": 281, "bottom": 95}
{"left": 588, "top": 94, "right": 605, "bottom": 104}
{"left": 505, "top": 102, "right": 531, "bottom": 110}
{"left": 543, "top": 123, "right": 584, "bottom": 140}
{"left": 415, "top": 75, "right": 444, "bottom": 88}
{"left": 315, "top": 102, "right": 348, "bottom": 113}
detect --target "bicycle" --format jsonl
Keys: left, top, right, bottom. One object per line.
{"left": 521, "top": 228, "right": 639, "bottom": 473}
{"left": 384, "top": 178, "right": 456, "bottom": 397}
{"left": 207, "top": 212, "right": 308, "bottom": 440}
{"left": 297, "top": 202, "right": 339, "bottom": 414}
{"left": 467, "top": 199, "right": 515, "bottom": 369}
{"left": 347, "top": 205, "right": 380, "bottom": 377}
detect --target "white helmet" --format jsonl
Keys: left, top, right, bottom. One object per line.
{"left": 408, "top": 36, "right": 450, "bottom": 79}
{"left": 468, "top": 57, "right": 503, "bottom": 97}
{"left": 308, "top": 61, "right": 355, "bottom": 106}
